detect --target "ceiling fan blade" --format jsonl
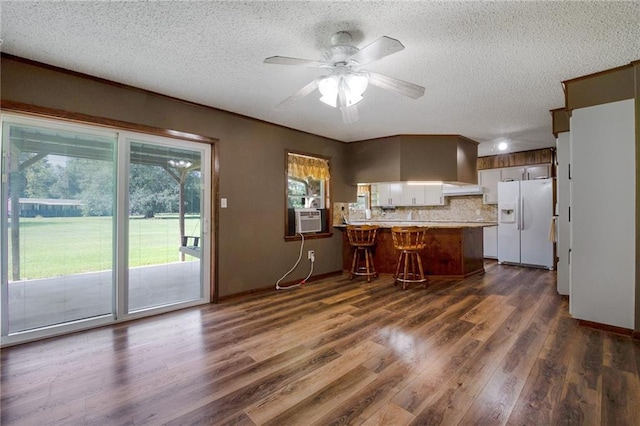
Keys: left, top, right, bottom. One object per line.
{"left": 264, "top": 56, "right": 331, "bottom": 68}
{"left": 340, "top": 105, "right": 359, "bottom": 124}
{"left": 275, "top": 78, "right": 320, "bottom": 110}
{"left": 366, "top": 71, "right": 425, "bottom": 99}
{"left": 347, "top": 36, "right": 405, "bottom": 66}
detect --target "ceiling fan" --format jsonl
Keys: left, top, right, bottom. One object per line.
{"left": 264, "top": 31, "right": 425, "bottom": 124}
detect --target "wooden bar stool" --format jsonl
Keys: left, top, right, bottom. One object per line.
{"left": 346, "top": 225, "right": 379, "bottom": 282}
{"left": 391, "top": 226, "right": 428, "bottom": 290}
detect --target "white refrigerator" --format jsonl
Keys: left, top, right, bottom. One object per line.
{"left": 497, "top": 179, "right": 554, "bottom": 269}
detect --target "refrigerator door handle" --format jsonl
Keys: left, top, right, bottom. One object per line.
{"left": 516, "top": 196, "right": 521, "bottom": 230}
{"left": 520, "top": 195, "right": 525, "bottom": 230}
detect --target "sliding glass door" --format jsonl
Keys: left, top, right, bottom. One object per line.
{"left": 0, "top": 118, "right": 117, "bottom": 335}
{"left": 127, "top": 139, "right": 207, "bottom": 312}
{"left": 0, "top": 114, "right": 211, "bottom": 344}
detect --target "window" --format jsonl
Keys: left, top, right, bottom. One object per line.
{"left": 285, "top": 151, "right": 331, "bottom": 238}
{"left": 350, "top": 184, "right": 371, "bottom": 210}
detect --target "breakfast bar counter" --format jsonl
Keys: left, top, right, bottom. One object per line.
{"left": 338, "top": 221, "right": 496, "bottom": 279}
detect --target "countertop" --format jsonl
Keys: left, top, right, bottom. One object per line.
{"left": 334, "top": 221, "right": 498, "bottom": 229}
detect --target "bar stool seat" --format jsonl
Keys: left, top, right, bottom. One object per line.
{"left": 391, "top": 226, "right": 428, "bottom": 290}
{"left": 346, "top": 225, "right": 379, "bottom": 282}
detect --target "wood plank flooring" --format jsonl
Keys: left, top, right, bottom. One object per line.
{"left": 2, "top": 261, "right": 640, "bottom": 425}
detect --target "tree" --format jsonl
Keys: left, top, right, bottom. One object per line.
{"left": 128, "top": 164, "right": 177, "bottom": 218}
{"left": 73, "top": 158, "right": 114, "bottom": 216}
{"left": 19, "top": 155, "right": 199, "bottom": 218}
{"left": 22, "top": 155, "right": 56, "bottom": 199}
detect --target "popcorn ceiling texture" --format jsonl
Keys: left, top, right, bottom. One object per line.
{"left": 2, "top": 2, "right": 639, "bottom": 154}
{"left": 334, "top": 196, "right": 497, "bottom": 225}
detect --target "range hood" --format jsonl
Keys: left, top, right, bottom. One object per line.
{"left": 442, "top": 184, "right": 485, "bottom": 196}
{"left": 348, "top": 135, "right": 479, "bottom": 185}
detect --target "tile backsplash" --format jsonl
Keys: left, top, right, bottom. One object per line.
{"left": 334, "top": 195, "right": 497, "bottom": 224}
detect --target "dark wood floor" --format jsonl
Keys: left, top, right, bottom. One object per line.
{"left": 2, "top": 261, "right": 639, "bottom": 425}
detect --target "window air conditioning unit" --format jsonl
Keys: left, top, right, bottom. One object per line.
{"left": 295, "top": 208, "right": 322, "bottom": 234}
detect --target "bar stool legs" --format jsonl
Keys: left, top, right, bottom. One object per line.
{"left": 394, "top": 250, "right": 427, "bottom": 290}
{"left": 391, "top": 226, "right": 428, "bottom": 290}
{"left": 350, "top": 246, "right": 377, "bottom": 282}
{"left": 346, "top": 225, "right": 378, "bottom": 283}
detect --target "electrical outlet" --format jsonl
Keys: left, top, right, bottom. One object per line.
{"left": 308, "top": 250, "right": 315, "bottom": 261}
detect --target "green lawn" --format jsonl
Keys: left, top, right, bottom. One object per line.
{"left": 8, "top": 216, "right": 201, "bottom": 280}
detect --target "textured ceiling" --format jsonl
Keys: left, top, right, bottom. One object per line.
{"left": 1, "top": 1, "right": 639, "bottom": 156}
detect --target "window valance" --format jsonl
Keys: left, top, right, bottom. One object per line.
{"left": 288, "top": 153, "right": 330, "bottom": 180}
{"left": 357, "top": 184, "right": 369, "bottom": 195}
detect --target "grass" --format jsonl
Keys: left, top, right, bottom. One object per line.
{"left": 8, "top": 216, "right": 201, "bottom": 280}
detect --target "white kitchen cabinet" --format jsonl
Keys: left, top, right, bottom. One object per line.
{"left": 478, "top": 164, "right": 551, "bottom": 205}
{"left": 372, "top": 182, "right": 402, "bottom": 206}
{"left": 524, "top": 164, "right": 551, "bottom": 180}
{"left": 423, "top": 184, "right": 444, "bottom": 205}
{"left": 400, "top": 184, "right": 425, "bottom": 206}
{"left": 401, "top": 183, "right": 443, "bottom": 206}
{"left": 483, "top": 225, "right": 498, "bottom": 259}
{"left": 372, "top": 182, "right": 443, "bottom": 206}
{"left": 500, "top": 167, "right": 525, "bottom": 182}
{"left": 478, "top": 169, "right": 501, "bottom": 204}
{"left": 500, "top": 165, "right": 550, "bottom": 181}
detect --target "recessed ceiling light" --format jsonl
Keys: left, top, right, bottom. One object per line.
{"left": 498, "top": 141, "right": 508, "bottom": 151}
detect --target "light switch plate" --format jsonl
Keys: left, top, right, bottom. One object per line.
{"left": 221, "top": 198, "right": 227, "bottom": 208}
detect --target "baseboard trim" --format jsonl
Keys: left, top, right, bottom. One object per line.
{"left": 217, "top": 270, "right": 343, "bottom": 303}
{"left": 577, "top": 319, "right": 634, "bottom": 337}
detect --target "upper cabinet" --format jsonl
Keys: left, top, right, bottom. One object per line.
{"left": 372, "top": 182, "right": 443, "bottom": 206}
{"left": 525, "top": 165, "right": 551, "bottom": 180}
{"left": 500, "top": 167, "right": 525, "bottom": 182}
{"left": 373, "top": 182, "right": 403, "bottom": 206}
{"left": 400, "top": 184, "right": 424, "bottom": 206}
{"left": 423, "top": 185, "right": 444, "bottom": 206}
{"left": 478, "top": 169, "right": 502, "bottom": 204}
{"left": 498, "top": 164, "right": 551, "bottom": 182}
{"left": 477, "top": 148, "right": 554, "bottom": 204}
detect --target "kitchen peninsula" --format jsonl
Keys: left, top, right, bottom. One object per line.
{"left": 339, "top": 221, "right": 496, "bottom": 279}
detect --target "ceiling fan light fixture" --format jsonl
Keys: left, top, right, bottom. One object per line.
{"left": 168, "top": 159, "right": 192, "bottom": 169}
{"left": 318, "top": 72, "right": 369, "bottom": 108}
{"left": 318, "top": 75, "right": 339, "bottom": 107}
{"left": 265, "top": 32, "right": 424, "bottom": 122}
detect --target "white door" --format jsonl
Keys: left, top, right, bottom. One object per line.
{"left": 570, "top": 100, "right": 635, "bottom": 329}
{"left": 556, "top": 133, "right": 570, "bottom": 294}
{"left": 497, "top": 181, "right": 521, "bottom": 264}
{"left": 520, "top": 179, "right": 554, "bottom": 268}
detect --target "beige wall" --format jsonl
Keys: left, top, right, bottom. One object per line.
{"left": 1, "top": 56, "right": 356, "bottom": 298}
